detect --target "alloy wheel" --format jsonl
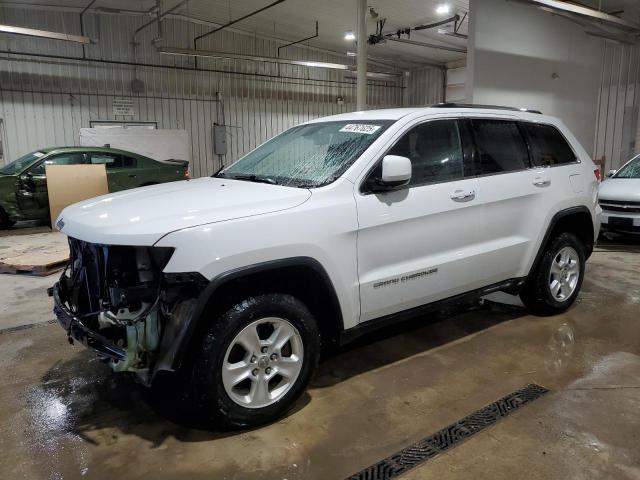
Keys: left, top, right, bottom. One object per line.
{"left": 221, "top": 317, "right": 304, "bottom": 409}
{"left": 548, "top": 246, "right": 580, "bottom": 301}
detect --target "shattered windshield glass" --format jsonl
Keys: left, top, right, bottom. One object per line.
{"left": 217, "top": 120, "right": 393, "bottom": 188}
{"left": 614, "top": 155, "right": 640, "bottom": 179}
{"left": 0, "top": 151, "right": 46, "bottom": 175}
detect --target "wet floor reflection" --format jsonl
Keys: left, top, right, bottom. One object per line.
{"left": 2, "top": 241, "right": 640, "bottom": 479}
{"left": 545, "top": 322, "right": 576, "bottom": 375}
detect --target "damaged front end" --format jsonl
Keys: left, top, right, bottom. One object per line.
{"left": 51, "top": 238, "right": 207, "bottom": 385}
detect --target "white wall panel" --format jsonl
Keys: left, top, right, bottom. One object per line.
{"left": 468, "top": 0, "right": 604, "bottom": 156}
{"left": 594, "top": 42, "right": 640, "bottom": 171}
{"left": 0, "top": 6, "right": 418, "bottom": 176}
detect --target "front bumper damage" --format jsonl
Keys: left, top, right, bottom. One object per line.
{"left": 51, "top": 237, "right": 207, "bottom": 385}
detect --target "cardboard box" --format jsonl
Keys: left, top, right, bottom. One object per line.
{"left": 45, "top": 164, "right": 109, "bottom": 227}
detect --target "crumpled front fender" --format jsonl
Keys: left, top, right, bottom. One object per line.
{"left": 0, "top": 175, "right": 20, "bottom": 220}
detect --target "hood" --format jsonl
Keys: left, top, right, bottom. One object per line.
{"left": 599, "top": 178, "right": 640, "bottom": 203}
{"left": 57, "top": 177, "right": 311, "bottom": 245}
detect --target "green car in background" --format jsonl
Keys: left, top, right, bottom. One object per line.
{"left": 0, "top": 146, "right": 189, "bottom": 228}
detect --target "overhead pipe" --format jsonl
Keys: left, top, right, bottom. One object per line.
{"left": 154, "top": 0, "right": 163, "bottom": 43}
{"left": 412, "top": 15, "right": 460, "bottom": 32}
{"left": 277, "top": 21, "right": 318, "bottom": 56}
{"left": 193, "top": 0, "right": 287, "bottom": 48}
{"left": 79, "top": 0, "right": 97, "bottom": 58}
{"left": 356, "top": 0, "right": 367, "bottom": 110}
{"left": 369, "top": 14, "right": 466, "bottom": 53}
{"left": 133, "top": 0, "right": 190, "bottom": 38}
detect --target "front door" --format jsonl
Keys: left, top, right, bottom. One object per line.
{"left": 17, "top": 152, "right": 87, "bottom": 220}
{"left": 355, "top": 118, "right": 486, "bottom": 322}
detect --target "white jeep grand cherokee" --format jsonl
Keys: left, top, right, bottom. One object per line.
{"left": 52, "top": 104, "right": 601, "bottom": 428}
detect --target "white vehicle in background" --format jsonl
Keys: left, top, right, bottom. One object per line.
{"left": 599, "top": 154, "right": 640, "bottom": 235}
{"left": 51, "top": 104, "right": 601, "bottom": 429}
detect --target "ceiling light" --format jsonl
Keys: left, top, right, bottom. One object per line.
{"left": 0, "top": 24, "right": 89, "bottom": 43}
{"left": 344, "top": 31, "right": 356, "bottom": 41}
{"left": 436, "top": 4, "right": 451, "bottom": 15}
{"left": 346, "top": 51, "right": 357, "bottom": 56}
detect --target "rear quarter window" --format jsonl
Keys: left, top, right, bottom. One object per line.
{"left": 519, "top": 123, "right": 576, "bottom": 166}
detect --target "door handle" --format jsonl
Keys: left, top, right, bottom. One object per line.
{"left": 450, "top": 189, "right": 475, "bottom": 202}
{"left": 533, "top": 178, "right": 550, "bottom": 187}
{"left": 128, "top": 174, "right": 137, "bottom": 178}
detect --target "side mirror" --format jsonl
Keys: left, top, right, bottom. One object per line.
{"left": 606, "top": 169, "right": 617, "bottom": 178}
{"left": 369, "top": 155, "right": 411, "bottom": 192}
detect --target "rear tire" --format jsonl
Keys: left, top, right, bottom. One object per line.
{"left": 520, "top": 232, "right": 585, "bottom": 316}
{"left": 190, "top": 293, "right": 321, "bottom": 429}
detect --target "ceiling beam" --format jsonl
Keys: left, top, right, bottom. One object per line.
{"left": 386, "top": 37, "right": 467, "bottom": 54}
{"left": 157, "top": 46, "right": 402, "bottom": 78}
{"left": 517, "top": 0, "right": 640, "bottom": 32}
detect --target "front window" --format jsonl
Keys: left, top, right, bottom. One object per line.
{"left": 218, "top": 120, "right": 393, "bottom": 188}
{"left": 386, "top": 119, "right": 464, "bottom": 186}
{"left": 0, "top": 150, "right": 46, "bottom": 175}
{"left": 614, "top": 156, "right": 640, "bottom": 178}
{"left": 29, "top": 152, "right": 87, "bottom": 175}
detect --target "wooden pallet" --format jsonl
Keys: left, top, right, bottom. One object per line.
{"left": 0, "top": 257, "right": 68, "bottom": 276}
{"left": 0, "top": 231, "right": 69, "bottom": 276}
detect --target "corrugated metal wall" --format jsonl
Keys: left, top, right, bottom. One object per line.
{"left": 0, "top": 6, "right": 445, "bottom": 177}
{"left": 407, "top": 65, "right": 444, "bottom": 106}
{"left": 594, "top": 42, "right": 640, "bottom": 170}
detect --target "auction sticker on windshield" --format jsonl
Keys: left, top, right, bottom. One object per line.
{"left": 339, "top": 124, "right": 382, "bottom": 134}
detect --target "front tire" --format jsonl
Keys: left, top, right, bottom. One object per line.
{"left": 521, "top": 232, "right": 585, "bottom": 315}
{"left": 0, "top": 208, "right": 14, "bottom": 229}
{"left": 191, "top": 293, "right": 321, "bottom": 429}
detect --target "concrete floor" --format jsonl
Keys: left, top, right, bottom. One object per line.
{"left": 0, "top": 225, "right": 57, "bottom": 331}
{"left": 0, "top": 240, "right": 639, "bottom": 479}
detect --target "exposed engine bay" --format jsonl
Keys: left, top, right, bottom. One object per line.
{"left": 53, "top": 238, "right": 207, "bottom": 384}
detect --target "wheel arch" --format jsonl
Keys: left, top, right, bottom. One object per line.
{"left": 528, "top": 206, "right": 594, "bottom": 277}
{"left": 172, "top": 256, "right": 344, "bottom": 371}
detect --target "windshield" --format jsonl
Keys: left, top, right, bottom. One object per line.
{"left": 217, "top": 120, "right": 392, "bottom": 188}
{"left": 0, "top": 151, "right": 47, "bottom": 175}
{"left": 614, "top": 155, "right": 640, "bottom": 179}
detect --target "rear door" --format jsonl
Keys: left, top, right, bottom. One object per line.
{"left": 355, "top": 118, "right": 486, "bottom": 322}
{"left": 468, "top": 118, "right": 576, "bottom": 282}
{"left": 89, "top": 152, "right": 138, "bottom": 192}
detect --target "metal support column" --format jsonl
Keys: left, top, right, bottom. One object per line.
{"left": 356, "top": 0, "right": 367, "bottom": 110}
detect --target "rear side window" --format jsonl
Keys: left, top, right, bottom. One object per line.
{"left": 90, "top": 153, "right": 136, "bottom": 169}
{"left": 519, "top": 123, "right": 576, "bottom": 166}
{"left": 470, "top": 120, "right": 529, "bottom": 174}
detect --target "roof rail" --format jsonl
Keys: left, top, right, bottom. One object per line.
{"left": 431, "top": 102, "right": 542, "bottom": 114}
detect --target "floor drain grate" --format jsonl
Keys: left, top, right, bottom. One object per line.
{"left": 346, "top": 383, "right": 549, "bottom": 480}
